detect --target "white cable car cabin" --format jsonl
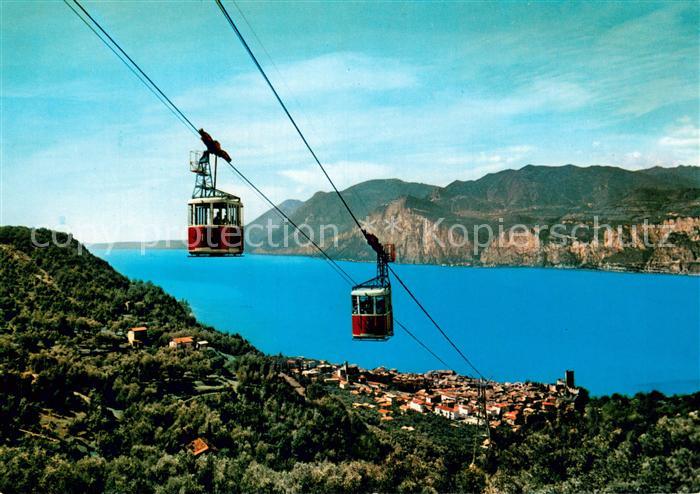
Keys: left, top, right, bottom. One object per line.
{"left": 187, "top": 195, "right": 244, "bottom": 256}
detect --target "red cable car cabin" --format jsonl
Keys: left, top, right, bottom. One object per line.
{"left": 351, "top": 235, "right": 395, "bottom": 340}
{"left": 187, "top": 195, "right": 244, "bottom": 256}
{"left": 187, "top": 143, "right": 244, "bottom": 256}
{"left": 351, "top": 285, "right": 393, "bottom": 340}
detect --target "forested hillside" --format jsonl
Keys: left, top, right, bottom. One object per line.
{"left": 0, "top": 226, "right": 697, "bottom": 493}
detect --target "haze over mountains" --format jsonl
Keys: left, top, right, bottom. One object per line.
{"left": 247, "top": 165, "right": 700, "bottom": 273}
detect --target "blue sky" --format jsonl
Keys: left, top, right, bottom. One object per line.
{"left": 1, "top": 0, "right": 698, "bottom": 242}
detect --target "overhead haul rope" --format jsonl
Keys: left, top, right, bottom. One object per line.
{"left": 214, "top": 0, "right": 365, "bottom": 233}
{"left": 213, "top": 161, "right": 453, "bottom": 368}
{"left": 389, "top": 265, "right": 485, "bottom": 379}
{"left": 63, "top": 0, "right": 196, "bottom": 135}
{"left": 214, "top": 0, "right": 488, "bottom": 381}
{"left": 68, "top": 0, "right": 199, "bottom": 136}
{"left": 62, "top": 0, "right": 452, "bottom": 371}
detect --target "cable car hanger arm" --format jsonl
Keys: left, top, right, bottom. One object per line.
{"left": 199, "top": 128, "right": 232, "bottom": 163}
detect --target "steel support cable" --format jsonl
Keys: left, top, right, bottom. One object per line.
{"left": 224, "top": 161, "right": 452, "bottom": 369}
{"left": 64, "top": 1, "right": 353, "bottom": 293}
{"left": 70, "top": 0, "right": 199, "bottom": 135}
{"left": 389, "top": 265, "right": 486, "bottom": 380}
{"left": 230, "top": 0, "right": 330, "bottom": 173}
{"left": 224, "top": 161, "right": 355, "bottom": 286}
{"left": 65, "top": 0, "right": 454, "bottom": 371}
{"left": 214, "top": 0, "right": 489, "bottom": 380}
{"left": 394, "top": 320, "right": 451, "bottom": 369}
{"left": 63, "top": 0, "right": 195, "bottom": 134}
{"left": 214, "top": 0, "right": 365, "bottom": 233}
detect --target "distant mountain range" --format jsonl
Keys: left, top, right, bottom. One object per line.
{"left": 90, "top": 165, "right": 699, "bottom": 274}
{"left": 247, "top": 165, "right": 700, "bottom": 274}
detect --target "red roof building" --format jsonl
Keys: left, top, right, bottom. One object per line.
{"left": 169, "top": 336, "right": 194, "bottom": 349}
{"left": 189, "top": 438, "right": 209, "bottom": 456}
{"left": 409, "top": 399, "right": 426, "bottom": 413}
{"left": 434, "top": 404, "right": 458, "bottom": 420}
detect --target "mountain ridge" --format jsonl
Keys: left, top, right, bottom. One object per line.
{"left": 89, "top": 165, "right": 700, "bottom": 273}
{"left": 246, "top": 165, "right": 700, "bottom": 273}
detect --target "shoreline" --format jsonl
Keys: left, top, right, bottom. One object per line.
{"left": 279, "top": 355, "right": 699, "bottom": 400}
{"left": 87, "top": 246, "right": 699, "bottom": 398}
{"left": 88, "top": 244, "right": 700, "bottom": 277}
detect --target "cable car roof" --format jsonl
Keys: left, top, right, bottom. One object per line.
{"left": 188, "top": 194, "right": 241, "bottom": 205}
{"left": 351, "top": 286, "right": 391, "bottom": 297}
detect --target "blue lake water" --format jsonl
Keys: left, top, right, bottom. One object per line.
{"left": 93, "top": 249, "right": 699, "bottom": 397}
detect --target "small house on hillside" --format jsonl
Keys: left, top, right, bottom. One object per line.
{"left": 189, "top": 437, "right": 209, "bottom": 456}
{"left": 434, "top": 404, "right": 458, "bottom": 420}
{"left": 169, "top": 336, "right": 194, "bottom": 349}
{"left": 457, "top": 403, "right": 473, "bottom": 417}
{"left": 503, "top": 410, "right": 522, "bottom": 425}
{"left": 127, "top": 326, "right": 148, "bottom": 346}
{"left": 409, "top": 399, "right": 426, "bottom": 413}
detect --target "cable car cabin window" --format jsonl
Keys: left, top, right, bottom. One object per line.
{"left": 213, "top": 203, "right": 229, "bottom": 225}
{"left": 192, "top": 204, "right": 210, "bottom": 226}
{"left": 358, "top": 295, "right": 373, "bottom": 315}
{"left": 227, "top": 204, "right": 239, "bottom": 226}
{"left": 374, "top": 295, "right": 387, "bottom": 315}
{"left": 352, "top": 295, "right": 359, "bottom": 314}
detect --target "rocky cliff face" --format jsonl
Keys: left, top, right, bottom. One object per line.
{"left": 480, "top": 217, "right": 700, "bottom": 274}
{"left": 346, "top": 197, "right": 476, "bottom": 264}
{"left": 247, "top": 165, "right": 700, "bottom": 274}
